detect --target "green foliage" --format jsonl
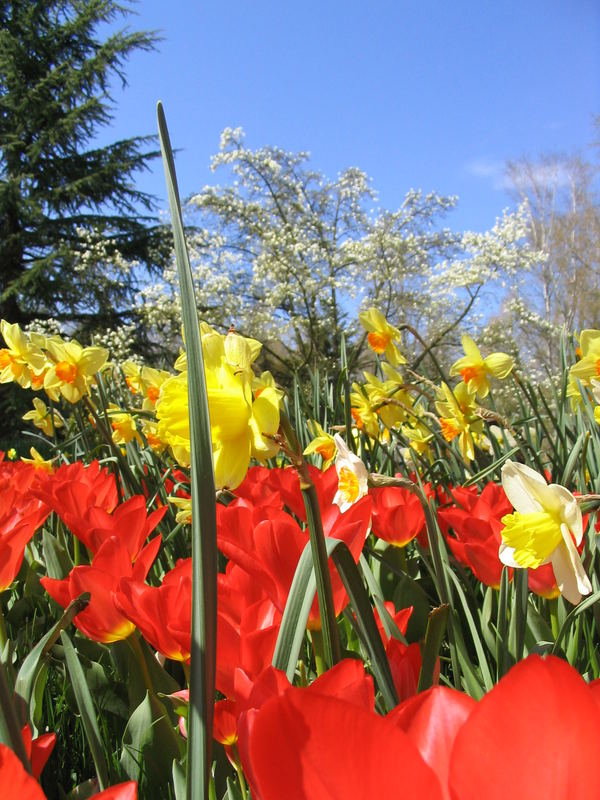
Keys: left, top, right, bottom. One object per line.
{"left": 0, "top": 0, "right": 170, "bottom": 339}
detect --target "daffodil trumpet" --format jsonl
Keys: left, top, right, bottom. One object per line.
{"left": 499, "top": 461, "right": 592, "bottom": 605}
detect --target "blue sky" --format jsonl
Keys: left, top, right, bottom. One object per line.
{"left": 98, "top": 0, "right": 600, "bottom": 233}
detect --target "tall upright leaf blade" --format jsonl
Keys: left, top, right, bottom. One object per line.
{"left": 157, "top": 102, "right": 217, "bottom": 800}
{"left": 60, "top": 632, "right": 110, "bottom": 790}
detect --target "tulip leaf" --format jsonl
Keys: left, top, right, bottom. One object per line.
{"left": 157, "top": 102, "right": 218, "bottom": 800}
{"left": 560, "top": 430, "right": 586, "bottom": 487}
{"left": 15, "top": 592, "right": 89, "bottom": 731}
{"left": 496, "top": 566, "right": 510, "bottom": 679}
{"left": 121, "top": 690, "right": 183, "bottom": 791}
{"left": 60, "top": 631, "right": 110, "bottom": 790}
{"left": 0, "top": 659, "right": 31, "bottom": 773}
{"left": 173, "top": 760, "right": 187, "bottom": 800}
{"left": 272, "top": 537, "right": 398, "bottom": 710}
{"left": 417, "top": 604, "right": 449, "bottom": 692}
{"left": 446, "top": 568, "right": 494, "bottom": 692}
{"left": 42, "top": 528, "right": 73, "bottom": 579}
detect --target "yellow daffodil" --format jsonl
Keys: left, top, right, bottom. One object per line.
{"left": 449, "top": 334, "right": 513, "bottom": 398}
{"left": 568, "top": 331, "right": 600, "bottom": 410}
{"left": 350, "top": 383, "right": 380, "bottom": 439}
{"left": 43, "top": 337, "right": 107, "bottom": 404}
{"left": 21, "top": 447, "right": 55, "bottom": 472}
{"left": 435, "top": 382, "right": 482, "bottom": 462}
{"left": 169, "top": 496, "right": 192, "bottom": 525}
{"left": 358, "top": 307, "right": 406, "bottom": 367}
{"left": 0, "top": 321, "right": 46, "bottom": 388}
{"left": 499, "top": 461, "right": 591, "bottom": 605}
{"left": 156, "top": 360, "right": 280, "bottom": 490}
{"left": 122, "top": 361, "right": 144, "bottom": 395}
{"left": 332, "top": 434, "right": 369, "bottom": 513}
{"left": 107, "top": 404, "right": 141, "bottom": 446}
{"left": 22, "top": 398, "right": 63, "bottom": 436}
{"left": 253, "top": 370, "right": 285, "bottom": 405}
{"left": 140, "top": 419, "right": 168, "bottom": 454}
{"left": 303, "top": 421, "right": 337, "bottom": 468}
{"left": 363, "top": 371, "right": 411, "bottom": 430}
{"left": 402, "top": 416, "right": 434, "bottom": 460}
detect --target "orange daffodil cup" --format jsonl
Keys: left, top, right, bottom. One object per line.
{"left": 499, "top": 460, "right": 592, "bottom": 605}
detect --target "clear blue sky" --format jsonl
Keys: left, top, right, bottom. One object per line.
{"left": 98, "top": 0, "right": 599, "bottom": 233}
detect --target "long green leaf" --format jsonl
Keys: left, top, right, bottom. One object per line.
{"left": 0, "top": 660, "right": 31, "bottom": 773}
{"left": 157, "top": 102, "right": 217, "bottom": 800}
{"left": 61, "top": 632, "right": 110, "bottom": 790}
{"left": 15, "top": 593, "right": 89, "bottom": 730}
{"left": 272, "top": 538, "right": 399, "bottom": 711}
{"left": 417, "top": 604, "right": 449, "bottom": 692}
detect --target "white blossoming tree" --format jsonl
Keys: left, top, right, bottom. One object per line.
{"left": 140, "top": 128, "right": 540, "bottom": 383}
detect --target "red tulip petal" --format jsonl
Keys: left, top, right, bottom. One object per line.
{"left": 244, "top": 689, "right": 443, "bottom": 799}
{"left": 388, "top": 686, "right": 475, "bottom": 799}
{"left": 0, "top": 743, "right": 45, "bottom": 800}
{"left": 449, "top": 655, "right": 600, "bottom": 800}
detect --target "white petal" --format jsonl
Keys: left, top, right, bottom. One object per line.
{"left": 551, "top": 527, "right": 592, "bottom": 605}
{"left": 501, "top": 461, "right": 545, "bottom": 513}
{"left": 498, "top": 543, "right": 520, "bottom": 568}
{"left": 549, "top": 484, "right": 583, "bottom": 544}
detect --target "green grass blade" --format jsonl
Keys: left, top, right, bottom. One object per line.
{"left": 157, "top": 102, "right": 217, "bottom": 800}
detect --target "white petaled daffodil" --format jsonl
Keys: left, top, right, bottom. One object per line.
{"left": 332, "top": 434, "right": 369, "bottom": 513}
{"left": 499, "top": 460, "right": 592, "bottom": 605}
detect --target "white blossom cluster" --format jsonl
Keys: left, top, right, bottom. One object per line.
{"left": 139, "top": 130, "right": 556, "bottom": 378}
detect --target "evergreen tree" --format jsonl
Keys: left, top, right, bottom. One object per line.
{"left": 0, "top": 0, "right": 169, "bottom": 343}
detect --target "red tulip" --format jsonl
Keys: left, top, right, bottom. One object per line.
{"left": 218, "top": 496, "right": 372, "bottom": 629}
{"left": 241, "top": 654, "right": 600, "bottom": 800}
{"left": 41, "top": 535, "right": 160, "bottom": 643}
{"left": 0, "top": 459, "right": 50, "bottom": 590}
{"left": 370, "top": 485, "right": 426, "bottom": 546}
{"left": 20, "top": 726, "right": 55, "bottom": 780}
{"left": 388, "top": 687, "right": 476, "bottom": 800}
{"left": 437, "top": 482, "right": 512, "bottom": 588}
{"left": 116, "top": 558, "right": 192, "bottom": 661}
